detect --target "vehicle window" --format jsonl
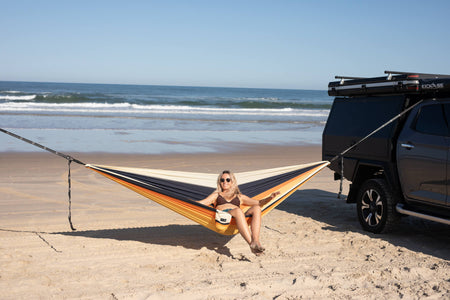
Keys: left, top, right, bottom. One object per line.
{"left": 414, "top": 104, "right": 448, "bottom": 136}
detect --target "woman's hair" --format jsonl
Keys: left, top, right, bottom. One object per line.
{"left": 217, "top": 170, "right": 241, "bottom": 195}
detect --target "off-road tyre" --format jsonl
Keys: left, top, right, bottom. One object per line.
{"left": 356, "top": 179, "right": 400, "bottom": 233}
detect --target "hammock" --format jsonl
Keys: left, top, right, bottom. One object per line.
{"left": 86, "top": 161, "right": 329, "bottom": 235}
{"left": 0, "top": 127, "right": 329, "bottom": 234}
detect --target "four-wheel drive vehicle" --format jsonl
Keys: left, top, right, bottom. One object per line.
{"left": 322, "top": 71, "right": 450, "bottom": 233}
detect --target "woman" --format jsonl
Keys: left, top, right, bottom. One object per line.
{"left": 198, "top": 170, "right": 280, "bottom": 255}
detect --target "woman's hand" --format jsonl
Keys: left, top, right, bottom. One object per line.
{"left": 259, "top": 191, "right": 280, "bottom": 206}
{"left": 270, "top": 191, "right": 281, "bottom": 199}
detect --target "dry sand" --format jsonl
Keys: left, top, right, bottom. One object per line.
{"left": 0, "top": 145, "right": 449, "bottom": 299}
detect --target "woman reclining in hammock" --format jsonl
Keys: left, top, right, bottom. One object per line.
{"left": 198, "top": 170, "right": 280, "bottom": 255}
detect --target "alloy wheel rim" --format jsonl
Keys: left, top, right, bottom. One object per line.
{"left": 361, "top": 188, "right": 383, "bottom": 227}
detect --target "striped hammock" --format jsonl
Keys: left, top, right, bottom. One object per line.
{"left": 87, "top": 161, "right": 330, "bottom": 235}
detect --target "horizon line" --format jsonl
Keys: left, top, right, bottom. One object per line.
{"left": 0, "top": 79, "right": 327, "bottom": 92}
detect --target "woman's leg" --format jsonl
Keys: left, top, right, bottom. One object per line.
{"left": 246, "top": 205, "right": 263, "bottom": 249}
{"left": 229, "top": 208, "right": 252, "bottom": 245}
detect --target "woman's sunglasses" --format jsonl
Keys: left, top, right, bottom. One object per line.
{"left": 220, "top": 178, "right": 231, "bottom": 183}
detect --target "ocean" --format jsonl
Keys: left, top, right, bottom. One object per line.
{"left": 0, "top": 81, "right": 331, "bottom": 154}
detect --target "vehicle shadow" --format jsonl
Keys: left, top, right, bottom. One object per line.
{"left": 55, "top": 224, "right": 236, "bottom": 258}
{"left": 277, "top": 189, "right": 450, "bottom": 261}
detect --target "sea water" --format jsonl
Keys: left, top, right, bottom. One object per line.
{"left": 0, "top": 81, "right": 331, "bottom": 154}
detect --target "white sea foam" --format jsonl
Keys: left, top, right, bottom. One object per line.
{"left": 0, "top": 95, "right": 36, "bottom": 101}
{"left": 0, "top": 101, "right": 329, "bottom": 117}
{"left": 0, "top": 82, "right": 330, "bottom": 152}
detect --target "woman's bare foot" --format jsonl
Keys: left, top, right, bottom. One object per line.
{"left": 250, "top": 243, "right": 265, "bottom": 255}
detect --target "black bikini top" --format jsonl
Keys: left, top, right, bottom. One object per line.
{"left": 216, "top": 194, "right": 240, "bottom": 207}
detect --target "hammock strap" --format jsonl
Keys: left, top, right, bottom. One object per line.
{"left": 67, "top": 160, "right": 76, "bottom": 231}
{"left": 329, "top": 99, "right": 424, "bottom": 199}
{"left": 338, "top": 155, "right": 344, "bottom": 199}
{"left": 0, "top": 128, "right": 83, "bottom": 230}
{"left": 0, "top": 128, "right": 85, "bottom": 165}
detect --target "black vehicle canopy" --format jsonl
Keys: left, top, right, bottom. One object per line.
{"left": 328, "top": 70, "right": 450, "bottom": 97}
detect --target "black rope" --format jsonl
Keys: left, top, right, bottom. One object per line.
{"left": 329, "top": 100, "right": 424, "bottom": 164}
{"left": 1, "top": 128, "right": 84, "bottom": 230}
{"left": 67, "top": 160, "right": 76, "bottom": 231}
{"left": 338, "top": 155, "right": 344, "bottom": 199}
{"left": 0, "top": 128, "right": 85, "bottom": 165}
{"left": 329, "top": 99, "right": 424, "bottom": 199}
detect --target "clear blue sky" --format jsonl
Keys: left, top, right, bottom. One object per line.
{"left": 2, "top": 0, "right": 450, "bottom": 90}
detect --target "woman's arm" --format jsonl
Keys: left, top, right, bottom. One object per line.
{"left": 197, "top": 191, "right": 218, "bottom": 206}
{"left": 240, "top": 191, "right": 280, "bottom": 206}
{"left": 259, "top": 191, "right": 281, "bottom": 206}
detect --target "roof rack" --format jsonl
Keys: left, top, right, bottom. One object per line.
{"left": 334, "top": 76, "right": 367, "bottom": 85}
{"left": 384, "top": 70, "right": 450, "bottom": 77}
{"left": 328, "top": 70, "right": 450, "bottom": 97}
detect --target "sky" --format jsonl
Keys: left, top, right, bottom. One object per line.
{"left": 2, "top": 0, "right": 450, "bottom": 90}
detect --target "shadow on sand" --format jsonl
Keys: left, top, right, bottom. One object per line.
{"left": 55, "top": 224, "right": 236, "bottom": 257}
{"left": 53, "top": 189, "right": 449, "bottom": 260}
{"left": 277, "top": 189, "right": 450, "bottom": 261}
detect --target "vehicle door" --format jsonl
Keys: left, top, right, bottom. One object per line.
{"left": 397, "top": 102, "right": 449, "bottom": 207}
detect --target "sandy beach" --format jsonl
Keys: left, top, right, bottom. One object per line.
{"left": 0, "top": 145, "right": 449, "bottom": 299}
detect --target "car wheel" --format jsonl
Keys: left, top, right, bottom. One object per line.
{"left": 356, "top": 179, "right": 399, "bottom": 233}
